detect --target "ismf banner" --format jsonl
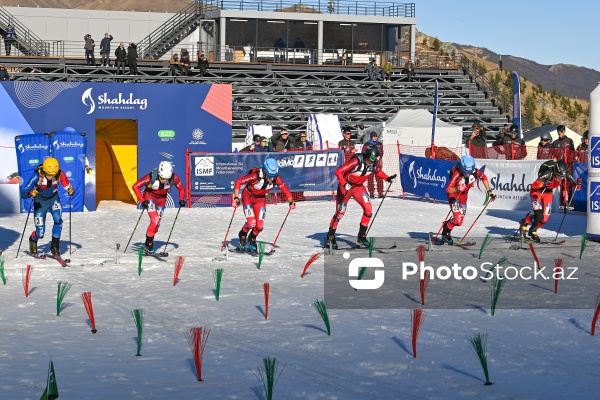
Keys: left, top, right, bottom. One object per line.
{"left": 190, "top": 151, "right": 343, "bottom": 195}
{"left": 14, "top": 133, "right": 51, "bottom": 212}
{"left": 50, "top": 131, "right": 87, "bottom": 212}
{"left": 399, "top": 154, "right": 456, "bottom": 201}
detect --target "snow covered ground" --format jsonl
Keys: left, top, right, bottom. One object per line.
{"left": 0, "top": 197, "right": 599, "bottom": 399}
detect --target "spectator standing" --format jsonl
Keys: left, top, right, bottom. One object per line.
{"left": 536, "top": 131, "right": 554, "bottom": 159}
{"left": 114, "top": 43, "right": 127, "bottom": 75}
{"left": 180, "top": 50, "right": 191, "bottom": 76}
{"left": 338, "top": 128, "right": 357, "bottom": 156}
{"left": 466, "top": 122, "right": 487, "bottom": 159}
{"left": 357, "top": 123, "right": 369, "bottom": 144}
{"left": 362, "top": 132, "right": 385, "bottom": 198}
{"left": 551, "top": 125, "right": 575, "bottom": 153}
{"left": 99, "top": 33, "right": 113, "bottom": 67}
{"left": 577, "top": 131, "right": 589, "bottom": 151}
{"left": 270, "top": 129, "right": 293, "bottom": 152}
{"left": 4, "top": 24, "right": 16, "bottom": 56}
{"left": 169, "top": 53, "right": 181, "bottom": 76}
{"left": 403, "top": 58, "right": 415, "bottom": 82}
{"left": 84, "top": 34, "right": 96, "bottom": 66}
{"left": 197, "top": 52, "right": 209, "bottom": 76}
{"left": 127, "top": 42, "right": 138, "bottom": 75}
{"left": 240, "top": 134, "right": 265, "bottom": 152}
{"left": 503, "top": 124, "right": 527, "bottom": 160}
{"left": 0, "top": 64, "right": 10, "bottom": 81}
{"left": 293, "top": 132, "right": 313, "bottom": 151}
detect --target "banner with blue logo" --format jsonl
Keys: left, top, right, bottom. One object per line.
{"left": 590, "top": 137, "right": 600, "bottom": 170}
{"left": 189, "top": 151, "right": 343, "bottom": 195}
{"left": 14, "top": 133, "right": 51, "bottom": 212}
{"left": 399, "top": 154, "right": 455, "bottom": 201}
{"left": 50, "top": 131, "right": 87, "bottom": 212}
{"left": 572, "top": 162, "right": 587, "bottom": 212}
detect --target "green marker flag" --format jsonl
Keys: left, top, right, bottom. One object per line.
{"left": 56, "top": 281, "right": 72, "bottom": 316}
{"left": 39, "top": 360, "right": 59, "bottom": 400}
{"left": 368, "top": 237, "right": 375, "bottom": 257}
{"left": 254, "top": 356, "right": 286, "bottom": 400}
{"left": 579, "top": 234, "right": 588, "bottom": 259}
{"left": 478, "top": 234, "right": 492, "bottom": 259}
{"left": 257, "top": 241, "right": 266, "bottom": 269}
{"left": 132, "top": 309, "right": 144, "bottom": 356}
{"left": 0, "top": 255, "right": 6, "bottom": 285}
{"left": 213, "top": 268, "right": 224, "bottom": 301}
{"left": 137, "top": 248, "right": 143, "bottom": 276}
{"left": 490, "top": 275, "right": 506, "bottom": 316}
{"left": 313, "top": 299, "right": 331, "bottom": 336}
{"left": 468, "top": 332, "right": 492, "bottom": 385}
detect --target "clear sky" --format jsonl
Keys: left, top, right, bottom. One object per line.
{"left": 413, "top": 1, "right": 599, "bottom": 72}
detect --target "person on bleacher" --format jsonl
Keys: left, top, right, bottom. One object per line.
{"left": 241, "top": 134, "right": 267, "bottom": 152}
{"left": 293, "top": 132, "right": 313, "bottom": 151}
{"left": 383, "top": 60, "right": 393, "bottom": 82}
{"left": 180, "top": 50, "right": 191, "bottom": 76}
{"left": 3, "top": 24, "right": 16, "bottom": 56}
{"left": 127, "top": 42, "right": 138, "bottom": 75}
{"left": 115, "top": 43, "right": 127, "bottom": 75}
{"left": 99, "top": 33, "right": 113, "bottom": 67}
{"left": 466, "top": 122, "right": 487, "bottom": 159}
{"left": 403, "top": 58, "right": 415, "bottom": 82}
{"left": 270, "top": 129, "right": 293, "bottom": 152}
{"left": 197, "top": 52, "right": 209, "bottom": 77}
{"left": 84, "top": 34, "right": 96, "bottom": 66}
{"left": 169, "top": 53, "right": 182, "bottom": 76}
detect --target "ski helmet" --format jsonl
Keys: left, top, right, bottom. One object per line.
{"left": 555, "top": 160, "right": 568, "bottom": 178}
{"left": 583, "top": 130, "right": 589, "bottom": 139}
{"left": 42, "top": 157, "right": 59, "bottom": 175}
{"left": 460, "top": 155, "right": 476, "bottom": 174}
{"left": 263, "top": 158, "right": 279, "bottom": 178}
{"left": 540, "top": 131, "right": 552, "bottom": 141}
{"left": 509, "top": 124, "right": 519, "bottom": 135}
{"left": 158, "top": 161, "right": 173, "bottom": 179}
{"left": 363, "top": 145, "right": 380, "bottom": 162}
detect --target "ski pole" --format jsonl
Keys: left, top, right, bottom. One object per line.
{"left": 159, "top": 206, "right": 182, "bottom": 256}
{"left": 458, "top": 199, "right": 492, "bottom": 244}
{"left": 15, "top": 201, "right": 34, "bottom": 258}
{"left": 268, "top": 207, "right": 291, "bottom": 254}
{"left": 554, "top": 186, "right": 577, "bottom": 241}
{"left": 124, "top": 207, "right": 145, "bottom": 254}
{"left": 366, "top": 180, "right": 393, "bottom": 237}
{"left": 220, "top": 206, "right": 237, "bottom": 252}
{"left": 69, "top": 194, "right": 72, "bottom": 256}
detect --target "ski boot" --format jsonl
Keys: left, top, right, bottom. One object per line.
{"left": 29, "top": 235, "right": 38, "bottom": 255}
{"left": 237, "top": 229, "right": 247, "bottom": 251}
{"left": 144, "top": 235, "right": 155, "bottom": 254}
{"left": 324, "top": 228, "right": 338, "bottom": 250}
{"left": 50, "top": 237, "right": 61, "bottom": 257}
{"left": 441, "top": 222, "right": 454, "bottom": 245}
{"left": 528, "top": 230, "right": 541, "bottom": 243}
{"left": 247, "top": 232, "right": 258, "bottom": 255}
{"left": 356, "top": 224, "right": 370, "bottom": 248}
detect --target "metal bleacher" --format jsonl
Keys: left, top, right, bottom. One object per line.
{"left": 2, "top": 58, "right": 509, "bottom": 142}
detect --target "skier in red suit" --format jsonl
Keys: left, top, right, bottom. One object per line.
{"left": 232, "top": 158, "right": 295, "bottom": 252}
{"left": 132, "top": 161, "right": 185, "bottom": 253}
{"left": 324, "top": 145, "right": 396, "bottom": 249}
{"left": 518, "top": 160, "right": 580, "bottom": 242}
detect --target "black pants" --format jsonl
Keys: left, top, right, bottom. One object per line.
{"left": 5, "top": 40, "right": 13, "bottom": 55}
{"left": 128, "top": 59, "right": 138, "bottom": 75}
{"left": 116, "top": 61, "right": 126, "bottom": 74}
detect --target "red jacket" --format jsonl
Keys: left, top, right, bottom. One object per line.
{"left": 133, "top": 172, "right": 185, "bottom": 203}
{"left": 336, "top": 154, "right": 388, "bottom": 187}
{"left": 234, "top": 167, "right": 292, "bottom": 200}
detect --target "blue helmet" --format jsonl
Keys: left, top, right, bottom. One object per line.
{"left": 460, "top": 155, "right": 476, "bottom": 174}
{"left": 263, "top": 158, "right": 279, "bottom": 178}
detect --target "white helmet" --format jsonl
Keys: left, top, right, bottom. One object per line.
{"left": 158, "top": 161, "right": 173, "bottom": 179}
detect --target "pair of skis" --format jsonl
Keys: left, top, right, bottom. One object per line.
{"left": 26, "top": 252, "right": 71, "bottom": 267}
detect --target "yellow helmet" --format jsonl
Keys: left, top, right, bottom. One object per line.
{"left": 43, "top": 157, "right": 59, "bottom": 175}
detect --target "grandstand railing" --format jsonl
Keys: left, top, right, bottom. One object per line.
{"left": 468, "top": 142, "right": 587, "bottom": 163}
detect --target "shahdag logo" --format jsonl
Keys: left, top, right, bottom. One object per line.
{"left": 591, "top": 137, "right": 600, "bottom": 168}
{"left": 18, "top": 143, "right": 24, "bottom": 153}
{"left": 82, "top": 88, "right": 95, "bottom": 114}
{"left": 408, "top": 160, "right": 447, "bottom": 188}
{"left": 195, "top": 157, "right": 214, "bottom": 176}
{"left": 590, "top": 181, "right": 600, "bottom": 213}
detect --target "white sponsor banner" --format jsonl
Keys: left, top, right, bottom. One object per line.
{"left": 469, "top": 159, "right": 540, "bottom": 211}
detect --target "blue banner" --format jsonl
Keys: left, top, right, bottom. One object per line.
{"left": 399, "top": 154, "right": 457, "bottom": 201}
{"left": 190, "top": 150, "right": 343, "bottom": 195}
{"left": 512, "top": 71, "right": 522, "bottom": 138}
{"left": 14, "top": 133, "right": 51, "bottom": 212}
{"left": 50, "top": 131, "right": 87, "bottom": 212}
{"left": 572, "top": 162, "right": 587, "bottom": 212}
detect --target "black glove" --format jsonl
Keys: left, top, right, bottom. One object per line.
{"left": 386, "top": 174, "right": 397, "bottom": 183}
{"left": 141, "top": 200, "right": 149, "bottom": 209}
{"left": 179, "top": 200, "right": 186, "bottom": 207}
{"left": 487, "top": 190, "right": 497, "bottom": 201}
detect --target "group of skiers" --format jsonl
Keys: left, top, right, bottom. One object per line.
{"left": 21, "top": 137, "right": 584, "bottom": 258}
